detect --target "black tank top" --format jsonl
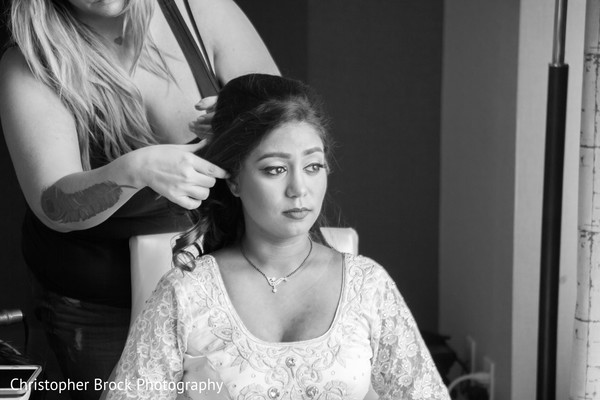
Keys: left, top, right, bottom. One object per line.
{"left": 22, "top": 189, "right": 193, "bottom": 307}
{"left": 23, "top": 1, "right": 219, "bottom": 307}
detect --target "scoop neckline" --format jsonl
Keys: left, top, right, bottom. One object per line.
{"left": 205, "top": 252, "right": 347, "bottom": 347}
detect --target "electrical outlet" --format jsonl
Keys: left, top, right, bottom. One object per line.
{"left": 466, "top": 335, "right": 477, "bottom": 373}
{"left": 483, "top": 356, "right": 495, "bottom": 400}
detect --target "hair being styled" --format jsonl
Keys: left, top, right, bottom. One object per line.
{"left": 172, "top": 73, "right": 331, "bottom": 268}
{"left": 10, "top": 0, "right": 172, "bottom": 169}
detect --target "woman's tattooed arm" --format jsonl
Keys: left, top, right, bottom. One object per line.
{"left": 41, "top": 182, "right": 137, "bottom": 223}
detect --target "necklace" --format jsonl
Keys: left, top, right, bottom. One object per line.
{"left": 240, "top": 238, "right": 313, "bottom": 294}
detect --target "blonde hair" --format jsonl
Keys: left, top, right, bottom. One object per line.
{"left": 10, "top": 0, "right": 173, "bottom": 169}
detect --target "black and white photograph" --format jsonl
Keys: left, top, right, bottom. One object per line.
{"left": 0, "top": 1, "right": 594, "bottom": 399}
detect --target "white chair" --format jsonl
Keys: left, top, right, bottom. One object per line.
{"left": 129, "top": 227, "right": 358, "bottom": 323}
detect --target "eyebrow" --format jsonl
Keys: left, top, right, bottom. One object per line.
{"left": 256, "top": 147, "right": 324, "bottom": 161}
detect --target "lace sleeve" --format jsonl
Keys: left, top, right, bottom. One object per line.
{"left": 369, "top": 268, "right": 450, "bottom": 400}
{"left": 106, "top": 271, "right": 190, "bottom": 400}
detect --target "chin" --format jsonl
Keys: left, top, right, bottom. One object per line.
{"left": 277, "top": 222, "right": 316, "bottom": 239}
{"left": 102, "top": 2, "right": 127, "bottom": 15}
{"left": 90, "top": 0, "right": 126, "bottom": 16}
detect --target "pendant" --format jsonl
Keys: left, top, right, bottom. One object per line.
{"left": 266, "top": 277, "right": 287, "bottom": 293}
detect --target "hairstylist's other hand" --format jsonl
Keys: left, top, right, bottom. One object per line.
{"left": 190, "top": 96, "right": 218, "bottom": 138}
{"left": 133, "top": 140, "right": 228, "bottom": 209}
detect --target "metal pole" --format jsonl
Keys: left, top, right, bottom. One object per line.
{"left": 537, "top": 1, "right": 568, "bottom": 399}
{"left": 552, "top": 0, "right": 568, "bottom": 65}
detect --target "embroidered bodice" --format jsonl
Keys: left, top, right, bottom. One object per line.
{"left": 107, "top": 254, "right": 449, "bottom": 400}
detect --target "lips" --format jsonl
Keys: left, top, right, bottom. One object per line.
{"left": 283, "top": 208, "right": 311, "bottom": 220}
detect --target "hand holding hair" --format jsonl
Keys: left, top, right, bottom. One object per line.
{"left": 131, "top": 140, "right": 228, "bottom": 210}
{"left": 190, "top": 96, "right": 218, "bottom": 138}
{"left": 195, "top": 96, "right": 218, "bottom": 111}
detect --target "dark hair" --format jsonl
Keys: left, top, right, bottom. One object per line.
{"left": 172, "top": 74, "right": 331, "bottom": 268}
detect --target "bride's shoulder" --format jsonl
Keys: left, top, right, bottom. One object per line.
{"left": 344, "top": 253, "right": 394, "bottom": 282}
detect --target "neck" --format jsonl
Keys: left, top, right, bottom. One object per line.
{"left": 241, "top": 235, "right": 312, "bottom": 276}
{"left": 91, "top": 15, "right": 137, "bottom": 69}
{"left": 78, "top": 14, "right": 126, "bottom": 42}
{"left": 75, "top": 13, "right": 136, "bottom": 63}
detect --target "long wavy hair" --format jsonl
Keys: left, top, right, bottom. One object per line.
{"left": 10, "top": 0, "right": 172, "bottom": 169}
{"left": 172, "top": 73, "right": 332, "bottom": 268}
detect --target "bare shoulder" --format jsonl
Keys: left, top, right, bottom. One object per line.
{"left": 185, "top": 0, "right": 258, "bottom": 48}
{"left": 0, "top": 45, "right": 72, "bottom": 126}
{"left": 185, "top": 0, "right": 246, "bottom": 27}
{"left": 184, "top": 0, "right": 279, "bottom": 81}
{"left": 313, "top": 241, "right": 343, "bottom": 264}
{"left": 209, "top": 246, "right": 240, "bottom": 274}
{"left": 0, "top": 46, "right": 61, "bottom": 103}
{"left": 0, "top": 46, "right": 25, "bottom": 69}
{"left": 0, "top": 47, "right": 33, "bottom": 85}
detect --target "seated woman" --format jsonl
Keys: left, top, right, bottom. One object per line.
{"left": 106, "top": 74, "right": 449, "bottom": 400}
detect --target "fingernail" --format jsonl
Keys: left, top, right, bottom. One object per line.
{"left": 194, "top": 104, "right": 208, "bottom": 112}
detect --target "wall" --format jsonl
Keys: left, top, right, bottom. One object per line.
{"left": 439, "top": 0, "right": 584, "bottom": 399}
{"left": 306, "top": 0, "right": 443, "bottom": 332}
{"left": 440, "top": 1, "right": 519, "bottom": 398}
{"left": 235, "top": 0, "right": 308, "bottom": 82}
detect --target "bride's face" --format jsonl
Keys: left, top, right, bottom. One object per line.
{"left": 230, "top": 121, "right": 328, "bottom": 241}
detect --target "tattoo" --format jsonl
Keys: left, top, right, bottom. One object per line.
{"left": 41, "top": 182, "right": 136, "bottom": 223}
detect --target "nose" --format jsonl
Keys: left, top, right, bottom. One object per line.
{"left": 285, "top": 170, "right": 308, "bottom": 198}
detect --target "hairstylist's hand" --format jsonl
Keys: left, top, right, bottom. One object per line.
{"left": 133, "top": 140, "right": 228, "bottom": 209}
{"left": 190, "top": 96, "right": 218, "bottom": 138}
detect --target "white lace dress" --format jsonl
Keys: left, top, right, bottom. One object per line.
{"left": 107, "top": 254, "right": 450, "bottom": 400}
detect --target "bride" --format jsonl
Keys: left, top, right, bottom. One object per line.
{"left": 106, "top": 73, "right": 449, "bottom": 400}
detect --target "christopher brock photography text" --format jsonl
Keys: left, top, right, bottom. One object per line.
{"left": 10, "top": 377, "right": 225, "bottom": 395}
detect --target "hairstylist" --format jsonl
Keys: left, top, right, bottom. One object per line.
{"left": 0, "top": 0, "right": 278, "bottom": 398}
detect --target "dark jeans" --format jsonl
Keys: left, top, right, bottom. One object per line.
{"left": 35, "top": 289, "right": 130, "bottom": 400}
